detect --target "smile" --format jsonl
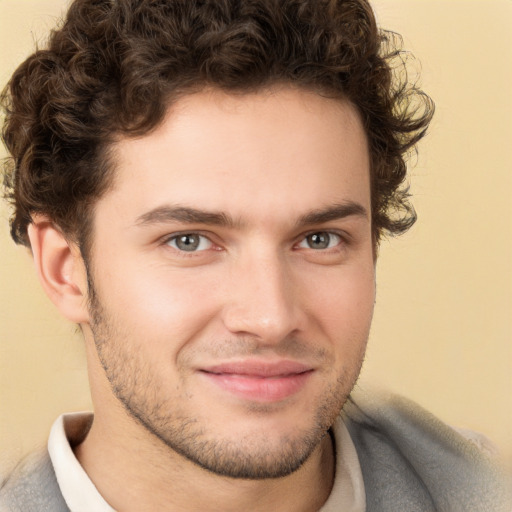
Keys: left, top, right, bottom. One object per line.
{"left": 199, "top": 361, "right": 314, "bottom": 402}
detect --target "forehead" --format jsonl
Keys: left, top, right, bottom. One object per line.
{"left": 101, "top": 87, "right": 370, "bottom": 226}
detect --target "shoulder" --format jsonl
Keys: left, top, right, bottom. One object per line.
{"left": 0, "top": 450, "right": 70, "bottom": 512}
{"left": 342, "top": 389, "right": 512, "bottom": 512}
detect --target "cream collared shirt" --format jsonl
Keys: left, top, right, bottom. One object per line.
{"left": 48, "top": 413, "right": 365, "bottom": 512}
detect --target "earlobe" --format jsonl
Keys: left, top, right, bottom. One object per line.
{"left": 27, "top": 216, "right": 89, "bottom": 324}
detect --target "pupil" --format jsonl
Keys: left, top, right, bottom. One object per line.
{"left": 309, "top": 232, "right": 329, "bottom": 249}
{"left": 177, "top": 234, "right": 199, "bottom": 251}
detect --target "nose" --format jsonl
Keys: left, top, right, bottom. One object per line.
{"left": 221, "top": 250, "right": 304, "bottom": 344}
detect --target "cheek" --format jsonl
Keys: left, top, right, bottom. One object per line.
{"left": 307, "top": 255, "right": 375, "bottom": 302}
{"left": 96, "top": 261, "right": 224, "bottom": 351}
{"left": 304, "top": 264, "right": 375, "bottom": 343}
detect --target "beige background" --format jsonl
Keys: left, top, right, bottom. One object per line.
{"left": 1, "top": 0, "right": 511, "bottom": 470}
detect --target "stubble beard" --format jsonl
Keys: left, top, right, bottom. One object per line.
{"left": 86, "top": 276, "right": 367, "bottom": 480}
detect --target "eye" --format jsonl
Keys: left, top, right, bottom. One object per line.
{"left": 298, "top": 232, "right": 342, "bottom": 250}
{"left": 166, "top": 233, "right": 213, "bottom": 252}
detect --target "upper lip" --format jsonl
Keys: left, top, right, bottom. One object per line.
{"left": 200, "top": 360, "right": 313, "bottom": 378}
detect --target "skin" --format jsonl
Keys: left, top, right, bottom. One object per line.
{"left": 30, "top": 87, "right": 376, "bottom": 511}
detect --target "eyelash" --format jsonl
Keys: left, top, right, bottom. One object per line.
{"left": 296, "top": 231, "right": 345, "bottom": 251}
{"left": 161, "top": 230, "right": 349, "bottom": 256}
{"left": 162, "top": 232, "right": 218, "bottom": 255}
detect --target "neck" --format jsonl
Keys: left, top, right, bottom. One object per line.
{"left": 74, "top": 410, "right": 335, "bottom": 512}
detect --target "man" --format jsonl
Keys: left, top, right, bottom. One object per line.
{"left": 0, "top": 0, "right": 509, "bottom": 511}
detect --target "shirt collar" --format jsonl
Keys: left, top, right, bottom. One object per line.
{"left": 319, "top": 416, "right": 366, "bottom": 512}
{"left": 48, "top": 412, "right": 115, "bottom": 512}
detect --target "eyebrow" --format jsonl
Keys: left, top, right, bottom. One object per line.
{"left": 135, "top": 206, "right": 239, "bottom": 228}
{"left": 295, "top": 202, "right": 368, "bottom": 227}
{"left": 134, "top": 201, "right": 368, "bottom": 229}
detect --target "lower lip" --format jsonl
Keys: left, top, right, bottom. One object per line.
{"left": 200, "top": 371, "right": 313, "bottom": 402}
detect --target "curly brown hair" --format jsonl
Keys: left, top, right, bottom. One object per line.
{"left": 1, "top": 0, "right": 433, "bottom": 252}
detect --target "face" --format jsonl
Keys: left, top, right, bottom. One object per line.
{"left": 84, "top": 87, "right": 375, "bottom": 479}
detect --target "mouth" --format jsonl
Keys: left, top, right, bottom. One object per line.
{"left": 198, "top": 360, "right": 314, "bottom": 403}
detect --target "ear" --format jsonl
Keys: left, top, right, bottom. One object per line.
{"left": 27, "top": 215, "right": 90, "bottom": 324}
